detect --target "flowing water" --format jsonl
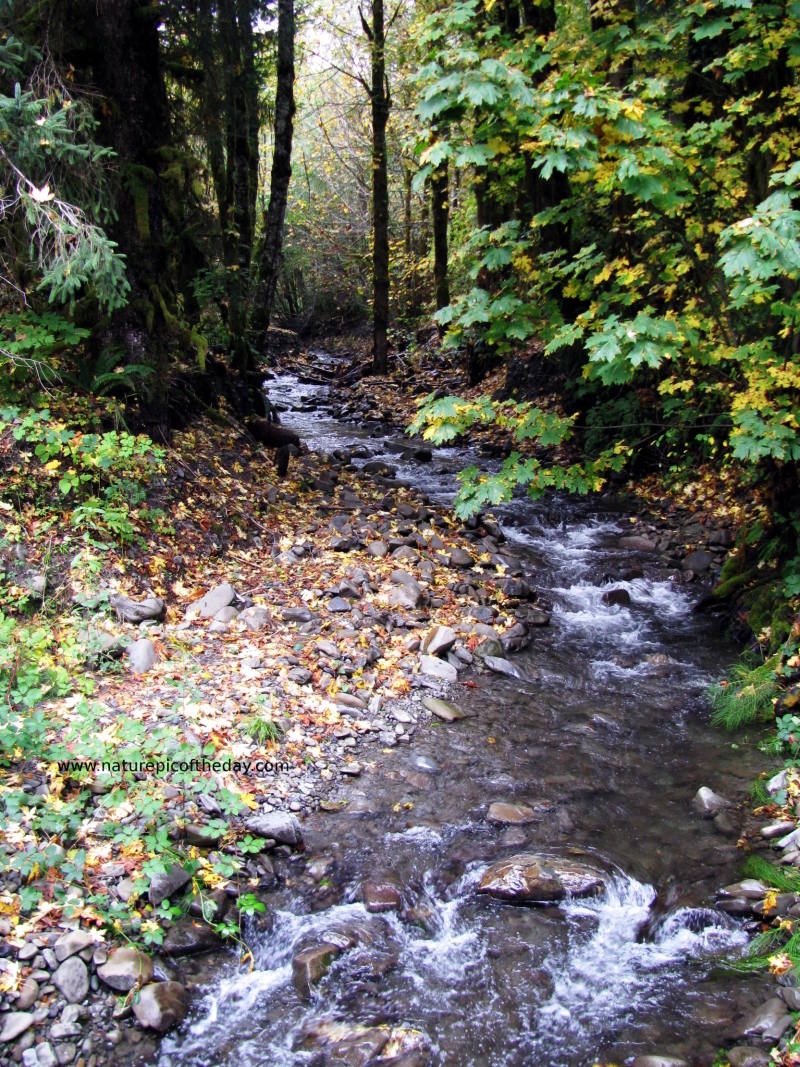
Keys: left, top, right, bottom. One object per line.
{"left": 161, "top": 356, "right": 771, "bottom": 1067}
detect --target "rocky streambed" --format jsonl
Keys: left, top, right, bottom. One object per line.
{"left": 2, "top": 353, "right": 791, "bottom": 1067}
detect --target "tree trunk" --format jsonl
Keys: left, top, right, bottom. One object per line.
{"left": 431, "top": 160, "right": 450, "bottom": 313}
{"left": 364, "top": 0, "right": 390, "bottom": 375}
{"left": 255, "top": 0, "right": 296, "bottom": 335}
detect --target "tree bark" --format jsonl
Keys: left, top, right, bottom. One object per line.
{"left": 363, "top": 0, "right": 390, "bottom": 375}
{"left": 255, "top": 0, "right": 296, "bottom": 334}
{"left": 431, "top": 160, "right": 450, "bottom": 313}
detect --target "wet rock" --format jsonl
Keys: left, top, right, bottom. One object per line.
{"left": 482, "top": 655, "right": 524, "bottom": 679}
{"left": 162, "top": 919, "right": 220, "bottom": 957}
{"left": 109, "top": 594, "right": 166, "bottom": 624}
{"left": 477, "top": 852, "right": 605, "bottom": 903}
{"left": 618, "top": 535, "right": 656, "bottom": 551}
{"left": 632, "top": 1058, "right": 689, "bottom": 1067}
{"left": 292, "top": 943, "right": 342, "bottom": 998}
{"left": 422, "top": 625, "right": 457, "bottom": 658}
{"left": 362, "top": 879, "right": 402, "bottom": 913}
{"left": 488, "top": 802, "right": 537, "bottom": 825}
{"left": 682, "top": 549, "right": 712, "bottom": 573}
{"left": 97, "top": 947, "right": 154, "bottom": 992}
{"left": 301, "top": 1021, "right": 390, "bottom": 1065}
{"left": 422, "top": 696, "right": 468, "bottom": 722}
{"left": 500, "top": 578, "right": 536, "bottom": 600}
{"left": 727, "top": 1049, "right": 771, "bottom": 1067}
{"left": 761, "top": 819, "right": 796, "bottom": 838}
{"left": 733, "top": 997, "right": 792, "bottom": 1038}
{"left": 719, "top": 879, "right": 769, "bottom": 900}
{"left": 127, "top": 638, "right": 156, "bottom": 674}
{"left": 501, "top": 622, "right": 531, "bottom": 653}
{"left": 245, "top": 811, "right": 303, "bottom": 846}
{"left": 148, "top": 864, "right": 192, "bottom": 905}
{"left": 601, "top": 588, "right": 631, "bottom": 607}
{"left": 187, "top": 582, "right": 236, "bottom": 619}
{"left": 0, "top": 1013, "right": 34, "bottom": 1043}
{"left": 692, "top": 786, "right": 729, "bottom": 818}
{"left": 131, "top": 981, "right": 187, "bottom": 1032}
{"left": 418, "top": 655, "right": 457, "bottom": 682}
{"left": 52, "top": 957, "right": 88, "bottom": 1003}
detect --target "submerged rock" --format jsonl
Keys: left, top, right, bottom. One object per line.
{"left": 487, "top": 802, "right": 537, "bottom": 825}
{"left": 477, "top": 852, "right": 605, "bottom": 903}
{"left": 422, "top": 696, "right": 469, "bottom": 721}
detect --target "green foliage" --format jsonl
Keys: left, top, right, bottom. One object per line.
{"left": 410, "top": 0, "right": 800, "bottom": 507}
{"left": 244, "top": 715, "right": 283, "bottom": 745}
{"left": 710, "top": 655, "right": 781, "bottom": 730}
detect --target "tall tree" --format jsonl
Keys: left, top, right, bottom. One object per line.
{"left": 430, "top": 159, "right": 449, "bottom": 313}
{"left": 360, "top": 0, "right": 391, "bottom": 374}
{"left": 253, "top": 0, "right": 296, "bottom": 335}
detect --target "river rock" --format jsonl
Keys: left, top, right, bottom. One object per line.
{"left": 632, "top": 1058, "right": 689, "bottom": 1067}
{"left": 682, "top": 549, "right": 712, "bottom": 573}
{"left": 292, "top": 943, "right": 342, "bottom": 998}
{"left": 477, "top": 852, "right": 605, "bottom": 903}
{"left": 422, "top": 696, "right": 468, "bottom": 721}
{"left": 418, "top": 655, "right": 458, "bottom": 682}
{"left": 618, "top": 535, "right": 656, "bottom": 551}
{"left": 245, "top": 811, "right": 303, "bottom": 845}
{"left": 602, "top": 588, "right": 631, "bottom": 607}
{"left": 488, "top": 802, "right": 537, "bottom": 825}
{"left": 0, "top": 1013, "right": 34, "bottom": 1043}
{"left": 15, "top": 978, "right": 38, "bottom": 1011}
{"left": 127, "top": 637, "right": 157, "bottom": 674}
{"left": 187, "top": 582, "right": 236, "bottom": 619}
{"left": 448, "top": 549, "right": 473, "bottom": 568}
{"left": 482, "top": 655, "right": 524, "bottom": 679}
{"left": 54, "top": 930, "right": 99, "bottom": 962}
{"left": 368, "top": 541, "right": 388, "bottom": 557}
{"left": 97, "top": 947, "right": 154, "bottom": 992}
{"left": 239, "top": 605, "right": 271, "bottom": 631}
{"left": 148, "top": 863, "right": 192, "bottom": 905}
{"left": 422, "top": 625, "right": 457, "bottom": 657}
{"left": 389, "top": 584, "right": 421, "bottom": 609}
{"left": 692, "top": 786, "right": 729, "bottom": 818}
{"left": 109, "top": 594, "right": 166, "bottom": 624}
{"left": 362, "top": 879, "right": 403, "bottom": 913}
{"left": 733, "top": 997, "right": 792, "bottom": 1038}
{"left": 52, "top": 957, "right": 88, "bottom": 1003}
{"left": 162, "top": 919, "right": 220, "bottom": 956}
{"left": 727, "top": 1049, "right": 771, "bottom": 1067}
{"left": 131, "top": 982, "right": 187, "bottom": 1032}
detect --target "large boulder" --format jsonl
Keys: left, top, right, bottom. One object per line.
{"left": 477, "top": 852, "right": 605, "bottom": 904}
{"left": 131, "top": 981, "right": 188, "bottom": 1032}
{"left": 97, "top": 946, "right": 154, "bottom": 992}
{"left": 245, "top": 811, "right": 303, "bottom": 846}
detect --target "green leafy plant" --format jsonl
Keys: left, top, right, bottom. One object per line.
{"left": 710, "top": 655, "right": 781, "bottom": 731}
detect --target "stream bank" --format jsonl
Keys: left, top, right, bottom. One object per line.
{"left": 1, "top": 351, "right": 791, "bottom": 1067}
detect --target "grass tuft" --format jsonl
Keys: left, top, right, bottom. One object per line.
{"left": 710, "top": 654, "right": 781, "bottom": 730}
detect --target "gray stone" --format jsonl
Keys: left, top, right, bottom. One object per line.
{"left": 245, "top": 811, "right": 303, "bottom": 846}
{"left": 54, "top": 931, "right": 98, "bottom": 963}
{"left": 15, "top": 978, "right": 38, "bottom": 1011}
{"left": 52, "top": 957, "right": 88, "bottom": 1004}
{"left": 162, "top": 919, "right": 219, "bottom": 957}
{"left": 0, "top": 1013, "right": 34, "bottom": 1043}
{"left": 239, "top": 606, "right": 271, "bottom": 631}
{"left": 477, "top": 852, "right": 605, "bottom": 903}
{"left": 632, "top": 1058, "right": 689, "bottom": 1067}
{"left": 422, "top": 696, "right": 468, "bottom": 722}
{"left": 211, "top": 605, "right": 239, "bottom": 624}
{"left": 422, "top": 625, "right": 457, "bottom": 658}
{"left": 54, "top": 1043, "right": 77, "bottom": 1064}
{"left": 448, "top": 548, "right": 473, "bottom": 568}
{"left": 131, "top": 982, "right": 187, "bottom": 1032}
{"left": 601, "top": 588, "right": 631, "bottom": 607}
{"left": 327, "top": 597, "right": 351, "bottom": 613}
{"left": 389, "top": 584, "right": 421, "bottom": 610}
{"left": 148, "top": 864, "right": 192, "bottom": 906}
{"left": 283, "top": 606, "right": 314, "bottom": 624}
{"left": 127, "top": 637, "right": 157, "bottom": 674}
{"left": 734, "top": 997, "right": 791, "bottom": 1038}
{"left": 482, "top": 655, "right": 524, "bottom": 679}
{"left": 32, "top": 1042, "right": 57, "bottom": 1067}
{"left": 109, "top": 594, "right": 166, "bottom": 624}
{"left": 681, "top": 549, "right": 712, "bottom": 573}
{"left": 187, "top": 582, "right": 236, "bottom": 619}
{"left": 692, "top": 786, "right": 729, "bottom": 817}
{"left": 418, "top": 655, "right": 458, "bottom": 683}
{"left": 727, "top": 1046, "right": 773, "bottom": 1067}
{"left": 367, "top": 541, "right": 388, "bottom": 558}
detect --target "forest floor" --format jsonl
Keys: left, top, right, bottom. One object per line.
{"left": 1, "top": 336, "right": 798, "bottom": 1065}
